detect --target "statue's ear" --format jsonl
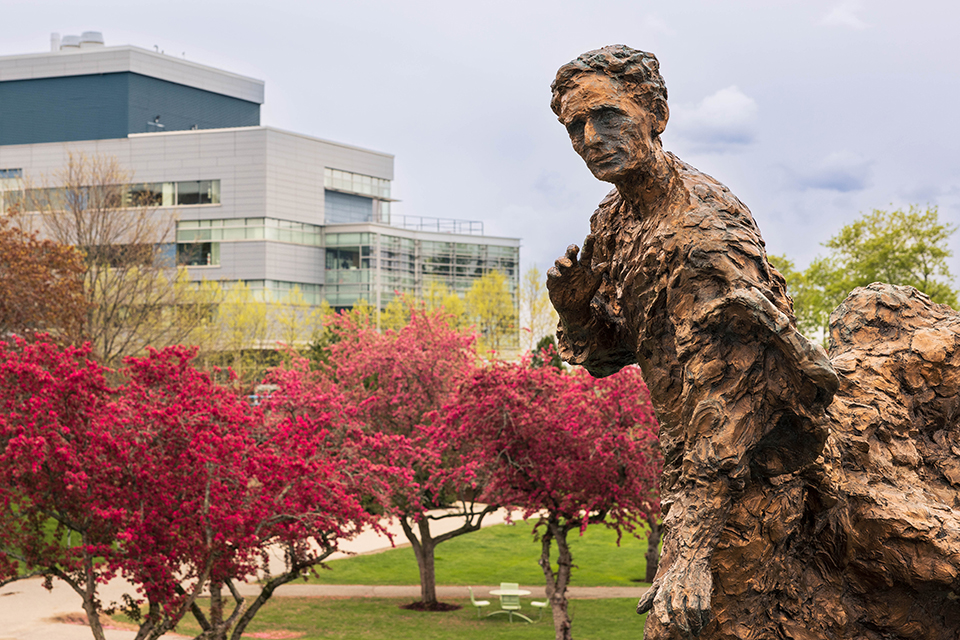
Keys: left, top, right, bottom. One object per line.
{"left": 652, "top": 99, "right": 669, "bottom": 137}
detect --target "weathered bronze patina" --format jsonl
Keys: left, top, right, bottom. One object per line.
{"left": 547, "top": 45, "right": 960, "bottom": 639}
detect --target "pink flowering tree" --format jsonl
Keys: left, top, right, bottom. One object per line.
{"left": 319, "top": 306, "right": 491, "bottom": 608}
{"left": 0, "top": 341, "right": 388, "bottom": 640}
{"left": 448, "top": 357, "right": 661, "bottom": 640}
{"left": 0, "top": 340, "right": 121, "bottom": 640}
{"left": 114, "top": 347, "right": 391, "bottom": 640}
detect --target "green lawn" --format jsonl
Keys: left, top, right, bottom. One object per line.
{"left": 311, "top": 520, "right": 653, "bottom": 588}
{"left": 168, "top": 596, "right": 647, "bottom": 640}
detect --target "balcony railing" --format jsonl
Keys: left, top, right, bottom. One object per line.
{"left": 385, "top": 214, "right": 484, "bottom": 236}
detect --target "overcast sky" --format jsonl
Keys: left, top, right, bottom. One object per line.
{"left": 3, "top": 0, "right": 959, "bottom": 282}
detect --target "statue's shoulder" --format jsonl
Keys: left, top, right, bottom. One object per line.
{"left": 668, "top": 152, "right": 764, "bottom": 243}
{"left": 588, "top": 187, "right": 623, "bottom": 231}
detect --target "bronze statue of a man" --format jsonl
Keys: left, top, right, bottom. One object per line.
{"left": 546, "top": 45, "right": 840, "bottom": 636}
{"left": 547, "top": 45, "right": 960, "bottom": 640}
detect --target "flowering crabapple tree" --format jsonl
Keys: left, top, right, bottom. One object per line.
{"left": 0, "top": 340, "right": 121, "bottom": 640}
{"left": 114, "top": 346, "right": 390, "bottom": 640}
{"left": 448, "top": 358, "right": 661, "bottom": 640}
{"left": 0, "top": 341, "right": 388, "bottom": 640}
{"left": 588, "top": 359, "right": 665, "bottom": 582}
{"left": 320, "top": 305, "right": 492, "bottom": 608}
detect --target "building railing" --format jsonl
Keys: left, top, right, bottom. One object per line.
{"left": 386, "top": 214, "right": 484, "bottom": 236}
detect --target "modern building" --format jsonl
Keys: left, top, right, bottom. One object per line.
{"left": 0, "top": 32, "right": 520, "bottom": 324}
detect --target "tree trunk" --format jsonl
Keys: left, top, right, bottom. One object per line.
{"left": 645, "top": 517, "right": 663, "bottom": 583}
{"left": 81, "top": 594, "right": 108, "bottom": 640}
{"left": 210, "top": 582, "right": 224, "bottom": 637}
{"left": 401, "top": 516, "right": 438, "bottom": 604}
{"left": 539, "top": 518, "right": 574, "bottom": 640}
{"left": 230, "top": 569, "right": 301, "bottom": 640}
{"left": 80, "top": 536, "right": 108, "bottom": 640}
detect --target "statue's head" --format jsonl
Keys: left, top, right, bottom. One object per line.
{"left": 551, "top": 45, "right": 669, "bottom": 183}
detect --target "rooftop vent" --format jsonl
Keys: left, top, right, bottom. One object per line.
{"left": 80, "top": 31, "right": 104, "bottom": 48}
{"left": 55, "top": 31, "right": 104, "bottom": 52}
{"left": 60, "top": 34, "right": 80, "bottom": 50}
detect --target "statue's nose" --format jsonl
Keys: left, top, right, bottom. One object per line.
{"left": 583, "top": 119, "right": 600, "bottom": 145}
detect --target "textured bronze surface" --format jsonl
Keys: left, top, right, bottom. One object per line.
{"left": 547, "top": 45, "right": 960, "bottom": 639}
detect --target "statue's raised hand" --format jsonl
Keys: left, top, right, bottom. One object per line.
{"left": 546, "top": 235, "right": 604, "bottom": 320}
{"left": 637, "top": 556, "right": 713, "bottom": 638}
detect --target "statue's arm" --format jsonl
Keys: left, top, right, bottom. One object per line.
{"left": 546, "top": 236, "right": 636, "bottom": 377}
{"left": 683, "top": 286, "right": 838, "bottom": 402}
{"left": 639, "top": 274, "right": 838, "bottom": 637}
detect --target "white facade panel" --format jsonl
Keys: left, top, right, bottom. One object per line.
{"left": 0, "top": 46, "right": 264, "bottom": 103}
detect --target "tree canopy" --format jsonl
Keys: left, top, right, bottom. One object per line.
{"left": 0, "top": 215, "right": 87, "bottom": 342}
{"left": 448, "top": 356, "right": 660, "bottom": 640}
{"left": 770, "top": 205, "right": 957, "bottom": 343}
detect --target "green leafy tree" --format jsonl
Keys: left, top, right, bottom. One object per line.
{"left": 464, "top": 270, "right": 518, "bottom": 358}
{"left": 519, "top": 264, "right": 559, "bottom": 353}
{"left": 770, "top": 205, "right": 957, "bottom": 344}
{"left": 273, "top": 286, "right": 324, "bottom": 349}
{"left": 423, "top": 280, "right": 467, "bottom": 328}
{"left": 825, "top": 205, "right": 957, "bottom": 306}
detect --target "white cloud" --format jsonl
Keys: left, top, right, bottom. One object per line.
{"left": 671, "top": 85, "right": 759, "bottom": 153}
{"left": 821, "top": 1, "right": 871, "bottom": 30}
{"left": 795, "top": 151, "right": 872, "bottom": 192}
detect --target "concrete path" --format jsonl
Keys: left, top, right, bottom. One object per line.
{"left": 0, "top": 509, "right": 648, "bottom": 639}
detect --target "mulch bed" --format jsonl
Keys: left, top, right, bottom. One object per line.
{"left": 399, "top": 601, "right": 463, "bottom": 612}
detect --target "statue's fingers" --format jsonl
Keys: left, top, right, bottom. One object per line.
{"left": 655, "top": 582, "right": 673, "bottom": 626}
{"left": 686, "top": 593, "right": 706, "bottom": 637}
{"left": 546, "top": 266, "right": 561, "bottom": 280}
{"left": 636, "top": 584, "right": 658, "bottom": 614}
{"left": 564, "top": 243, "right": 580, "bottom": 262}
{"left": 554, "top": 255, "right": 574, "bottom": 270}
{"left": 672, "top": 589, "right": 691, "bottom": 637}
{"left": 693, "top": 590, "right": 712, "bottom": 635}
{"left": 581, "top": 235, "right": 596, "bottom": 266}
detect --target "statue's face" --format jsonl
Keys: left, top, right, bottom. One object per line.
{"left": 558, "top": 73, "right": 658, "bottom": 183}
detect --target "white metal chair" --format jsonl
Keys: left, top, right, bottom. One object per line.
{"left": 468, "top": 586, "right": 490, "bottom": 618}
{"left": 530, "top": 599, "right": 548, "bottom": 621}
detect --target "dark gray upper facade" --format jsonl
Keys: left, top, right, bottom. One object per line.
{"left": 0, "top": 44, "right": 265, "bottom": 146}
{"left": 0, "top": 72, "right": 260, "bottom": 145}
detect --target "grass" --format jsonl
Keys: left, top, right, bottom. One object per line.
{"left": 163, "top": 596, "right": 648, "bottom": 640}
{"left": 310, "top": 521, "right": 653, "bottom": 588}
{"left": 111, "top": 521, "right": 654, "bottom": 638}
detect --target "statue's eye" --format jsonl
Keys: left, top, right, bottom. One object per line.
{"left": 596, "top": 109, "right": 620, "bottom": 127}
{"left": 566, "top": 119, "right": 585, "bottom": 138}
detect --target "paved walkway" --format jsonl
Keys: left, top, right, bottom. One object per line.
{"left": 0, "top": 509, "right": 648, "bottom": 639}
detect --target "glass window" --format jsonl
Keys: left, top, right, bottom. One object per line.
{"left": 177, "top": 181, "right": 201, "bottom": 205}
{"left": 325, "top": 190, "right": 374, "bottom": 224}
{"left": 162, "top": 182, "right": 175, "bottom": 207}
{"left": 156, "top": 243, "right": 177, "bottom": 268}
{"left": 199, "top": 180, "right": 220, "bottom": 205}
{"left": 128, "top": 182, "right": 163, "bottom": 206}
{"left": 177, "top": 242, "right": 219, "bottom": 266}
{"left": 324, "top": 167, "right": 391, "bottom": 199}
{"left": 177, "top": 229, "right": 212, "bottom": 242}
{"left": 326, "top": 247, "right": 361, "bottom": 270}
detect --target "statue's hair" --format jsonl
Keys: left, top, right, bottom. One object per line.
{"left": 550, "top": 45, "right": 668, "bottom": 133}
